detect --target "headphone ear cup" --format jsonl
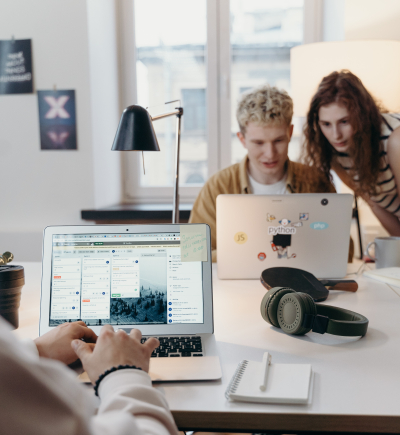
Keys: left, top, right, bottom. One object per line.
{"left": 277, "top": 292, "right": 317, "bottom": 335}
{"left": 260, "top": 287, "right": 296, "bottom": 327}
{"left": 294, "top": 292, "right": 317, "bottom": 335}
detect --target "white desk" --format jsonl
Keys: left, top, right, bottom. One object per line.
{"left": 13, "top": 262, "right": 400, "bottom": 434}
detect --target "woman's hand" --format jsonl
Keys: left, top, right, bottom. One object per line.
{"left": 72, "top": 326, "right": 159, "bottom": 384}
{"left": 34, "top": 321, "right": 97, "bottom": 365}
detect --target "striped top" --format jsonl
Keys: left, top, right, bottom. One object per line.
{"left": 335, "top": 113, "right": 400, "bottom": 218}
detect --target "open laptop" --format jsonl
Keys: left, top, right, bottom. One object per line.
{"left": 39, "top": 224, "right": 221, "bottom": 382}
{"left": 217, "top": 193, "right": 353, "bottom": 280}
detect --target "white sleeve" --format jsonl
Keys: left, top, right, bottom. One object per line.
{"left": 0, "top": 319, "right": 178, "bottom": 435}
{"left": 0, "top": 321, "right": 94, "bottom": 435}
{"left": 92, "top": 369, "right": 179, "bottom": 435}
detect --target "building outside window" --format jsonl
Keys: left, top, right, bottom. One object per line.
{"left": 125, "top": 0, "right": 305, "bottom": 202}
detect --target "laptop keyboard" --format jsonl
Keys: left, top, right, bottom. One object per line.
{"left": 141, "top": 336, "right": 203, "bottom": 357}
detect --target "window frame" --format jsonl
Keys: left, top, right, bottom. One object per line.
{"left": 119, "top": 0, "right": 322, "bottom": 204}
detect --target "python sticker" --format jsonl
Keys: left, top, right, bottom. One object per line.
{"left": 268, "top": 226, "right": 296, "bottom": 236}
{"left": 258, "top": 252, "right": 266, "bottom": 261}
{"left": 310, "top": 222, "right": 329, "bottom": 230}
{"left": 234, "top": 232, "right": 248, "bottom": 244}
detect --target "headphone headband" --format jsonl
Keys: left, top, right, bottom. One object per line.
{"left": 306, "top": 304, "right": 369, "bottom": 337}
{"left": 261, "top": 287, "right": 369, "bottom": 337}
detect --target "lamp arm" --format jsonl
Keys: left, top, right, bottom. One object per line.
{"left": 151, "top": 107, "right": 183, "bottom": 121}
{"left": 172, "top": 112, "right": 182, "bottom": 224}
{"left": 150, "top": 107, "right": 183, "bottom": 224}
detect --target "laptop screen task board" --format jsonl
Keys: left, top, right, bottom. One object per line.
{"left": 39, "top": 225, "right": 213, "bottom": 336}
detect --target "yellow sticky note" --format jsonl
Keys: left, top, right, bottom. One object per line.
{"left": 180, "top": 224, "right": 208, "bottom": 262}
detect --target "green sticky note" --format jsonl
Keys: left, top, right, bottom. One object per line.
{"left": 180, "top": 224, "right": 208, "bottom": 262}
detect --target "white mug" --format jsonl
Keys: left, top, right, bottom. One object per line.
{"left": 365, "top": 237, "right": 400, "bottom": 269}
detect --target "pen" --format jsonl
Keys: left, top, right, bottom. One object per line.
{"left": 259, "top": 352, "right": 271, "bottom": 391}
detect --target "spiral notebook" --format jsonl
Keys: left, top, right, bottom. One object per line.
{"left": 225, "top": 353, "right": 313, "bottom": 405}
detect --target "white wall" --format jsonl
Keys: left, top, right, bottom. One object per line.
{"left": 0, "top": 0, "right": 122, "bottom": 261}
{"left": 323, "top": 0, "right": 345, "bottom": 41}
{"left": 87, "top": 0, "right": 123, "bottom": 210}
{"left": 345, "top": 0, "right": 400, "bottom": 40}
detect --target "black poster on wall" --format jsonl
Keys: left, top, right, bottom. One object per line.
{"left": 37, "top": 90, "right": 77, "bottom": 150}
{"left": 0, "top": 39, "right": 33, "bottom": 94}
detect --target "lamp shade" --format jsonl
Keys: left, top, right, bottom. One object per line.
{"left": 290, "top": 40, "right": 400, "bottom": 117}
{"left": 111, "top": 105, "right": 160, "bottom": 151}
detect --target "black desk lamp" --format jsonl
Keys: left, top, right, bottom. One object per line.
{"left": 111, "top": 104, "right": 183, "bottom": 224}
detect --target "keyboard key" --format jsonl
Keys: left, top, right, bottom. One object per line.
{"left": 145, "top": 336, "right": 203, "bottom": 357}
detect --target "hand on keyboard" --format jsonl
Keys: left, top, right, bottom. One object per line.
{"left": 72, "top": 326, "right": 159, "bottom": 384}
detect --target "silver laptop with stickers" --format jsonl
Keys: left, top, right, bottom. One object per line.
{"left": 217, "top": 193, "right": 353, "bottom": 279}
{"left": 40, "top": 224, "right": 221, "bottom": 382}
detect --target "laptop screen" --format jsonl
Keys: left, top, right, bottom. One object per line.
{"left": 49, "top": 231, "right": 204, "bottom": 327}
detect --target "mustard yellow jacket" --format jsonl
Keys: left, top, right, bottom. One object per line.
{"left": 188, "top": 156, "right": 353, "bottom": 262}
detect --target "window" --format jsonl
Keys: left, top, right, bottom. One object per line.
{"left": 229, "top": 0, "right": 304, "bottom": 164}
{"left": 130, "top": 0, "right": 208, "bottom": 196}
{"left": 181, "top": 89, "right": 206, "bottom": 133}
{"left": 124, "top": 0, "right": 311, "bottom": 203}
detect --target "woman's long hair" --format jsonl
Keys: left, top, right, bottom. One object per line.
{"left": 303, "top": 70, "right": 384, "bottom": 197}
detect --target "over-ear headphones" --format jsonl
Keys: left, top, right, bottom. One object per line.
{"left": 260, "top": 287, "right": 368, "bottom": 337}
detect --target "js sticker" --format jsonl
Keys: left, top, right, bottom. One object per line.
{"left": 234, "top": 232, "right": 248, "bottom": 244}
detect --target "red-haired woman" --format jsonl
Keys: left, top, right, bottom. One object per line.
{"left": 303, "top": 70, "right": 400, "bottom": 236}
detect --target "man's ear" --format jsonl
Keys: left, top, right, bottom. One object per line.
{"left": 288, "top": 124, "right": 294, "bottom": 140}
{"left": 237, "top": 131, "right": 247, "bottom": 148}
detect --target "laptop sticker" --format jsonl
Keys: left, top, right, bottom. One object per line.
{"left": 268, "top": 225, "right": 296, "bottom": 236}
{"left": 180, "top": 224, "right": 207, "bottom": 262}
{"left": 310, "top": 222, "right": 329, "bottom": 230}
{"left": 258, "top": 252, "right": 266, "bottom": 261}
{"left": 234, "top": 232, "right": 248, "bottom": 244}
{"left": 290, "top": 221, "right": 303, "bottom": 227}
{"left": 266, "top": 213, "right": 276, "bottom": 222}
{"left": 271, "top": 234, "right": 296, "bottom": 260}
{"left": 299, "top": 213, "right": 309, "bottom": 221}
{"left": 279, "top": 219, "right": 290, "bottom": 226}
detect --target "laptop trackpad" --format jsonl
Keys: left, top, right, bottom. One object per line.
{"left": 149, "top": 355, "right": 221, "bottom": 381}
{"left": 78, "top": 356, "right": 221, "bottom": 383}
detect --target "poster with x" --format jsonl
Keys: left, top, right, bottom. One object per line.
{"left": 37, "top": 90, "right": 77, "bottom": 150}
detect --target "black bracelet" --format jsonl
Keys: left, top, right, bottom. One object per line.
{"left": 93, "top": 365, "right": 142, "bottom": 396}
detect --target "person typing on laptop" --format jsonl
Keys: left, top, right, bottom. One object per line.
{"left": 189, "top": 84, "right": 347, "bottom": 262}
{"left": 0, "top": 317, "right": 178, "bottom": 435}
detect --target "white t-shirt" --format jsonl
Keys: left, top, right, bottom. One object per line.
{"left": 248, "top": 172, "right": 288, "bottom": 195}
